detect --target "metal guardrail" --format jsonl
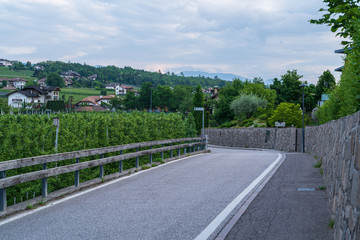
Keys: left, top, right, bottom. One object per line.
{"left": 0, "top": 136, "right": 208, "bottom": 211}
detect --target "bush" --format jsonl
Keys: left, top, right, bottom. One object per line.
{"left": 230, "top": 94, "right": 267, "bottom": 119}
{"left": 268, "top": 102, "right": 302, "bottom": 127}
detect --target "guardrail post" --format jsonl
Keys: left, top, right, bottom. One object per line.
{"left": 178, "top": 142, "right": 181, "bottom": 156}
{"left": 119, "top": 150, "right": 123, "bottom": 173}
{"left": 205, "top": 135, "right": 208, "bottom": 150}
{"left": 99, "top": 154, "right": 104, "bottom": 179}
{"left": 170, "top": 143, "right": 173, "bottom": 158}
{"left": 149, "top": 146, "right": 153, "bottom": 164}
{"left": 75, "top": 158, "right": 80, "bottom": 187}
{"left": 184, "top": 141, "right": 187, "bottom": 155}
{"left": 42, "top": 163, "right": 48, "bottom": 199}
{"left": 136, "top": 148, "right": 139, "bottom": 168}
{"left": 161, "top": 144, "right": 164, "bottom": 159}
{"left": 0, "top": 171, "right": 6, "bottom": 211}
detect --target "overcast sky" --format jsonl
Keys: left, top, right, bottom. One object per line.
{"left": 0, "top": 0, "right": 345, "bottom": 84}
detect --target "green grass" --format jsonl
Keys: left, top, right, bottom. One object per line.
{"left": 0, "top": 66, "right": 36, "bottom": 81}
{"left": 313, "top": 160, "right": 322, "bottom": 168}
{"left": 328, "top": 219, "right": 335, "bottom": 228}
{"left": 60, "top": 88, "right": 115, "bottom": 103}
{"left": 318, "top": 186, "right": 326, "bottom": 190}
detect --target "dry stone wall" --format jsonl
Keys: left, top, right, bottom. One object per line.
{"left": 206, "top": 111, "right": 360, "bottom": 239}
{"left": 205, "top": 127, "right": 297, "bottom": 152}
{"left": 306, "top": 111, "right": 360, "bottom": 240}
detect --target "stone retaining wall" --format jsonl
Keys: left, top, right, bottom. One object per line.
{"left": 306, "top": 111, "right": 360, "bottom": 239}
{"left": 205, "top": 127, "right": 297, "bottom": 152}
{"left": 206, "top": 111, "right": 360, "bottom": 239}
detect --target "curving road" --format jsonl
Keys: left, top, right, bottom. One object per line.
{"left": 0, "top": 147, "right": 283, "bottom": 240}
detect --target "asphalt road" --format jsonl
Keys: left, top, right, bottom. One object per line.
{"left": 0, "top": 147, "right": 281, "bottom": 240}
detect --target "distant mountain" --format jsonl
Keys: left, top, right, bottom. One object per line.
{"left": 179, "top": 71, "right": 247, "bottom": 81}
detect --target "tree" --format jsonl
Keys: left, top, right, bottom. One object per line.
{"left": 1, "top": 80, "right": 7, "bottom": 88}
{"left": 315, "top": 70, "right": 336, "bottom": 101}
{"left": 213, "top": 79, "right": 243, "bottom": 125}
{"left": 137, "top": 82, "right": 153, "bottom": 110}
{"left": 193, "top": 85, "right": 204, "bottom": 135}
{"left": 109, "top": 96, "right": 123, "bottom": 110}
{"left": 153, "top": 85, "right": 173, "bottom": 110}
{"left": 173, "top": 85, "right": 193, "bottom": 113}
{"left": 268, "top": 103, "right": 303, "bottom": 128}
{"left": 310, "top": 0, "right": 360, "bottom": 45}
{"left": 123, "top": 91, "right": 136, "bottom": 110}
{"left": 230, "top": 94, "right": 267, "bottom": 119}
{"left": 270, "top": 70, "right": 303, "bottom": 105}
{"left": 46, "top": 73, "right": 65, "bottom": 87}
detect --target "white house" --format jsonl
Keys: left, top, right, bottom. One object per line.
{"left": 115, "top": 85, "right": 133, "bottom": 95}
{"left": 0, "top": 59, "right": 12, "bottom": 67}
{"left": 7, "top": 86, "right": 60, "bottom": 108}
{"left": 0, "top": 77, "right": 27, "bottom": 89}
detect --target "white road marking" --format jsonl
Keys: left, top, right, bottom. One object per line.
{"left": 194, "top": 153, "right": 283, "bottom": 240}
{"left": 0, "top": 153, "right": 207, "bottom": 227}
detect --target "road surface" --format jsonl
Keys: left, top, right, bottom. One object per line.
{"left": 0, "top": 147, "right": 282, "bottom": 240}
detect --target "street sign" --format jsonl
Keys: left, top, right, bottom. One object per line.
{"left": 194, "top": 107, "right": 204, "bottom": 111}
{"left": 275, "top": 122, "right": 286, "bottom": 127}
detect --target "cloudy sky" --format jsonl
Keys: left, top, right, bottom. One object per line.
{"left": 0, "top": 0, "right": 345, "bottom": 83}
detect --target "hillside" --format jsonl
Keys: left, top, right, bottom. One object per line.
{"left": 35, "top": 61, "right": 228, "bottom": 88}
{"left": 0, "top": 66, "right": 36, "bottom": 81}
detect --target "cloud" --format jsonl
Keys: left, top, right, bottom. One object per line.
{"left": 0, "top": 0, "right": 343, "bottom": 83}
{"left": 0, "top": 46, "right": 36, "bottom": 55}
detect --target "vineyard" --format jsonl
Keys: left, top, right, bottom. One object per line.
{"left": 0, "top": 112, "right": 197, "bottom": 206}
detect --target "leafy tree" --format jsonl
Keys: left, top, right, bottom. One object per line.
{"left": 137, "top": 82, "right": 153, "bottom": 110}
{"left": 315, "top": 70, "right": 336, "bottom": 101}
{"left": 270, "top": 70, "right": 303, "bottom": 105}
{"left": 213, "top": 79, "right": 243, "bottom": 125}
{"left": 1, "top": 80, "right": 7, "bottom": 88}
{"left": 173, "top": 85, "right": 193, "bottom": 113}
{"left": 46, "top": 73, "right": 65, "bottom": 87}
{"left": 123, "top": 91, "right": 137, "bottom": 110}
{"left": 110, "top": 96, "right": 123, "bottom": 110}
{"left": 153, "top": 85, "right": 173, "bottom": 110}
{"left": 230, "top": 94, "right": 267, "bottom": 119}
{"left": 310, "top": 0, "right": 360, "bottom": 45}
{"left": 193, "top": 85, "right": 204, "bottom": 135}
{"left": 184, "top": 112, "right": 197, "bottom": 137}
{"left": 268, "top": 103, "right": 303, "bottom": 127}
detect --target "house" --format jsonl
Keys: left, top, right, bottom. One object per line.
{"left": 34, "top": 65, "right": 45, "bottom": 70}
{"left": 0, "top": 59, "right": 12, "bottom": 67}
{"left": 105, "top": 83, "right": 119, "bottom": 89}
{"left": 0, "top": 77, "right": 27, "bottom": 89}
{"left": 60, "top": 70, "right": 81, "bottom": 79}
{"left": 75, "top": 95, "right": 115, "bottom": 107}
{"left": 87, "top": 74, "right": 97, "bottom": 81}
{"left": 36, "top": 78, "right": 47, "bottom": 87}
{"left": 7, "top": 85, "right": 60, "bottom": 108}
{"left": 115, "top": 85, "right": 134, "bottom": 95}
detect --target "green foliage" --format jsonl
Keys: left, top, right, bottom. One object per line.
{"left": 270, "top": 70, "right": 303, "bottom": 105}
{"left": 310, "top": 0, "right": 360, "bottom": 44}
{"left": 109, "top": 95, "right": 123, "bottom": 110}
{"left": 0, "top": 112, "right": 193, "bottom": 205}
{"left": 213, "top": 79, "right": 243, "bottom": 125}
{"left": 173, "top": 85, "right": 193, "bottom": 113}
{"left": 193, "top": 85, "right": 204, "bottom": 135}
{"left": 314, "top": 160, "right": 322, "bottom": 168}
{"left": 316, "top": 21, "right": 360, "bottom": 123}
{"left": 268, "top": 102, "right": 303, "bottom": 127}
{"left": 46, "top": 101, "right": 65, "bottom": 111}
{"left": 315, "top": 70, "right": 336, "bottom": 101}
{"left": 184, "top": 112, "right": 197, "bottom": 137}
{"left": 230, "top": 94, "right": 267, "bottom": 119}
{"left": 35, "top": 61, "right": 227, "bottom": 89}
{"left": 46, "top": 72, "right": 65, "bottom": 87}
